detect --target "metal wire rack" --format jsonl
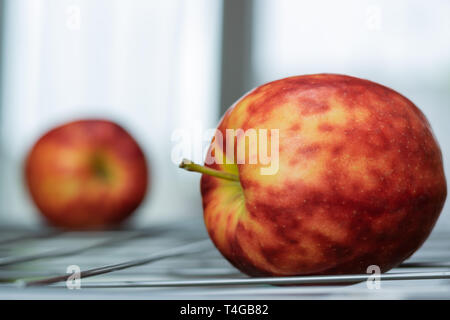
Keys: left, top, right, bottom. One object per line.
{"left": 0, "top": 217, "right": 449, "bottom": 299}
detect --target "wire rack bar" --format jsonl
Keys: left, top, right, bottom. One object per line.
{"left": 21, "top": 239, "right": 212, "bottom": 287}
{"left": 0, "top": 232, "right": 145, "bottom": 267}
{"left": 46, "top": 271, "right": 450, "bottom": 288}
{"left": 0, "top": 230, "right": 62, "bottom": 246}
{"left": 1, "top": 221, "right": 449, "bottom": 299}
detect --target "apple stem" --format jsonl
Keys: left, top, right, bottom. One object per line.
{"left": 179, "top": 159, "right": 239, "bottom": 182}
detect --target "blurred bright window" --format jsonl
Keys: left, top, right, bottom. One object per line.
{"left": 251, "top": 0, "right": 450, "bottom": 229}
{"left": 0, "top": 0, "right": 222, "bottom": 226}
{"left": 1, "top": 0, "right": 449, "bottom": 229}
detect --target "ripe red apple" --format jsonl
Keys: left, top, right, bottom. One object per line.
{"left": 25, "top": 119, "right": 149, "bottom": 229}
{"left": 181, "top": 74, "right": 447, "bottom": 276}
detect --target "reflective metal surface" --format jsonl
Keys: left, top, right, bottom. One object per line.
{"left": 0, "top": 218, "right": 449, "bottom": 299}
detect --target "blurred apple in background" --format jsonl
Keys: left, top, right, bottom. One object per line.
{"left": 24, "top": 119, "right": 149, "bottom": 230}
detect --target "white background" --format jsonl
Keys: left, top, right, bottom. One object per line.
{"left": 0, "top": 0, "right": 449, "bottom": 231}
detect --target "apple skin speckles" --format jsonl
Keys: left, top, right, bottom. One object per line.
{"left": 200, "top": 74, "right": 447, "bottom": 277}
